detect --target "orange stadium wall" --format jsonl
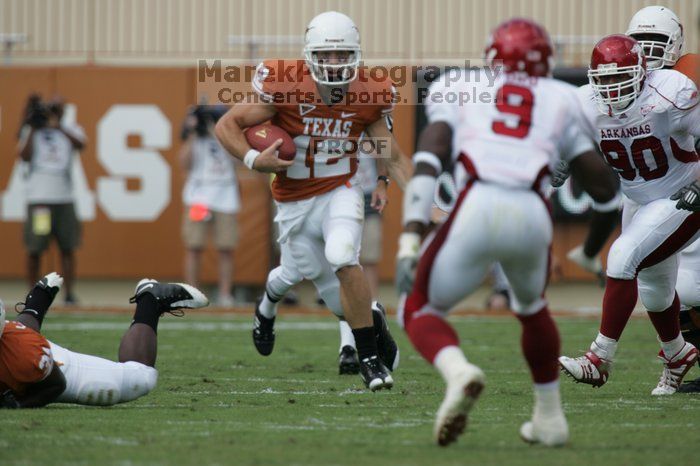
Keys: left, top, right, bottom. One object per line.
{"left": 0, "top": 66, "right": 607, "bottom": 285}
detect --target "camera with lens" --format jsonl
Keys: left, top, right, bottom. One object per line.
{"left": 26, "top": 96, "right": 50, "bottom": 129}
{"left": 185, "top": 105, "right": 227, "bottom": 138}
{"left": 24, "top": 95, "right": 63, "bottom": 130}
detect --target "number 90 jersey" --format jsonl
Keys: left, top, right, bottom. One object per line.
{"left": 253, "top": 60, "right": 395, "bottom": 202}
{"left": 576, "top": 69, "right": 700, "bottom": 205}
{"left": 426, "top": 68, "right": 593, "bottom": 193}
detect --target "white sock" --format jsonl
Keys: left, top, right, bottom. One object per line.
{"left": 533, "top": 381, "right": 562, "bottom": 418}
{"left": 434, "top": 346, "right": 470, "bottom": 382}
{"left": 660, "top": 333, "right": 685, "bottom": 359}
{"left": 258, "top": 293, "right": 278, "bottom": 319}
{"left": 591, "top": 333, "right": 618, "bottom": 361}
{"left": 338, "top": 320, "right": 355, "bottom": 351}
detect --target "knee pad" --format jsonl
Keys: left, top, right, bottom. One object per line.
{"left": 605, "top": 238, "right": 638, "bottom": 280}
{"left": 120, "top": 362, "right": 158, "bottom": 403}
{"left": 324, "top": 219, "right": 361, "bottom": 271}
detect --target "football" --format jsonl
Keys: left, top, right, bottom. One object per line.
{"left": 245, "top": 124, "right": 296, "bottom": 161}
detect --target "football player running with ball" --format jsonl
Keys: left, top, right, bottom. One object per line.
{"left": 216, "top": 11, "right": 411, "bottom": 390}
{"left": 396, "top": 19, "right": 618, "bottom": 447}
{"left": 0, "top": 273, "right": 208, "bottom": 408}
{"left": 558, "top": 34, "right": 700, "bottom": 394}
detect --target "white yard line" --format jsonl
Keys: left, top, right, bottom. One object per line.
{"left": 43, "top": 316, "right": 604, "bottom": 332}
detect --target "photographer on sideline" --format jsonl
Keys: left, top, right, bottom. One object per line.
{"left": 17, "top": 95, "right": 86, "bottom": 305}
{"left": 180, "top": 105, "right": 240, "bottom": 306}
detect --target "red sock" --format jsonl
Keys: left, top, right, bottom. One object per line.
{"left": 648, "top": 294, "right": 681, "bottom": 342}
{"left": 405, "top": 314, "right": 459, "bottom": 364}
{"left": 516, "top": 307, "right": 560, "bottom": 384}
{"left": 600, "top": 277, "right": 638, "bottom": 340}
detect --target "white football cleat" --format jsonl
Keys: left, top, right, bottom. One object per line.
{"left": 567, "top": 245, "right": 603, "bottom": 276}
{"left": 559, "top": 351, "right": 610, "bottom": 387}
{"left": 43, "top": 272, "right": 64, "bottom": 289}
{"left": 520, "top": 412, "right": 569, "bottom": 447}
{"left": 434, "top": 363, "right": 485, "bottom": 447}
{"left": 651, "top": 342, "right": 699, "bottom": 396}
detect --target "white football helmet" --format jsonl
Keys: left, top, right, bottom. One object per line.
{"left": 303, "top": 11, "right": 362, "bottom": 85}
{"left": 0, "top": 299, "right": 6, "bottom": 340}
{"left": 626, "top": 5, "right": 683, "bottom": 70}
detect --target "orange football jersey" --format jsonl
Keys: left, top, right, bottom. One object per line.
{"left": 253, "top": 60, "right": 394, "bottom": 202}
{"left": 0, "top": 321, "right": 54, "bottom": 394}
{"left": 673, "top": 53, "right": 700, "bottom": 87}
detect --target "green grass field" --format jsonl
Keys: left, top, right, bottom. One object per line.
{"left": 1, "top": 312, "right": 698, "bottom": 466}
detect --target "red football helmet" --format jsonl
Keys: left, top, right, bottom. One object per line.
{"left": 588, "top": 34, "right": 647, "bottom": 116}
{"left": 484, "top": 18, "right": 554, "bottom": 77}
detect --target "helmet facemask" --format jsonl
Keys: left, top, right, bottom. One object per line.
{"left": 630, "top": 32, "right": 682, "bottom": 70}
{"left": 589, "top": 64, "right": 645, "bottom": 116}
{"left": 304, "top": 46, "right": 361, "bottom": 86}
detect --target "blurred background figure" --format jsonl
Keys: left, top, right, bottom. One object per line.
{"left": 180, "top": 105, "right": 240, "bottom": 307}
{"left": 17, "top": 94, "right": 85, "bottom": 305}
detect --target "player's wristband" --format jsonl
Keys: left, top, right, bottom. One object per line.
{"left": 402, "top": 174, "right": 437, "bottom": 226}
{"left": 244, "top": 149, "right": 261, "bottom": 170}
{"left": 377, "top": 175, "right": 390, "bottom": 186}
{"left": 591, "top": 191, "right": 622, "bottom": 213}
{"left": 413, "top": 151, "right": 442, "bottom": 172}
{"left": 397, "top": 232, "right": 421, "bottom": 259}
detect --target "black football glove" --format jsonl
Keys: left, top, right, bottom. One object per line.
{"left": 0, "top": 390, "right": 20, "bottom": 409}
{"left": 671, "top": 180, "right": 700, "bottom": 212}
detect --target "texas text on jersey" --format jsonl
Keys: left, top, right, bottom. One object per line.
{"left": 252, "top": 59, "right": 394, "bottom": 202}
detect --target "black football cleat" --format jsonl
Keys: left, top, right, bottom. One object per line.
{"left": 338, "top": 345, "right": 360, "bottom": 375}
{"left": 359, "top": 356, "right": 394, "bottom": 391}
{"left": 253, "top": 299, "right": 276, "bottom": 356}
{"left": 372, "top": 301, "right": 400, "bottom": 371}
{"left": 16, "top": 272, "right": 64, "bottom": 316}
{"left": 129, "top": 278, "right": 209, "bottom": 315}
{"left": 677, "top": 376, "right": 700, "bottom": 393}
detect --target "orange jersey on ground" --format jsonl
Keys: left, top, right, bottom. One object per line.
{"left": 253, "top": 60, "right": 394, "bottom": 202}
{"left": 0, "top": 321, "right": 54, "bottom": 394}
{"left": 674, "top": 53, "right": 700, "bottom": 86}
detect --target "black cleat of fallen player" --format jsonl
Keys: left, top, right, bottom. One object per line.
{"left": 253, "top": 301, "right": 276, "bottom": 356}
{"left": 15, "top": 272, "right": 64, "bottom": 321}
{"left": 677, "top": 376, "right": 700, "bottom": 393}
{"left": 359, "top": 355, "right": 394, "bottom": 391}
{"left": 338, "top": 345, "right": 360, "bottom": 375}
{"left": 129, "top": 278, "right": 209, "bottom": 314}
{"left": 372, "top": 301, "right": 400, "bottom": 371}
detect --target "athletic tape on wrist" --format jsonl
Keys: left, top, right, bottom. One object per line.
{"left": 413, "top": 151, "right": 442, "bottom": 172}
{"left": 591, "top": 191, "right": 622, "bottom": 213}
{"left": 244, "top": 149, "right": 261, "bottom": 170}
{"left": 402, "top": 174, "right": 437, "bottom": 226}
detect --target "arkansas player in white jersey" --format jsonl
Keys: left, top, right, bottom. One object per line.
{"left": 216, "top": 11, "right": 410, "bottom": 391}
{"left": 627, "top": 5, "right": 700, "bottom": 393}
{"left": 396, "top": 19, "right": 618, "bottom": 447}
{"left": 559, "top": 34, "right": 700, "bottom": 395}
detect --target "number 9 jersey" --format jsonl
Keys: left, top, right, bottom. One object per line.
{"left": 425, "top": 68, "right": 593, "bottom": 193}
{"left": 576, "top": 69, "right": 700, "bottom": 204}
